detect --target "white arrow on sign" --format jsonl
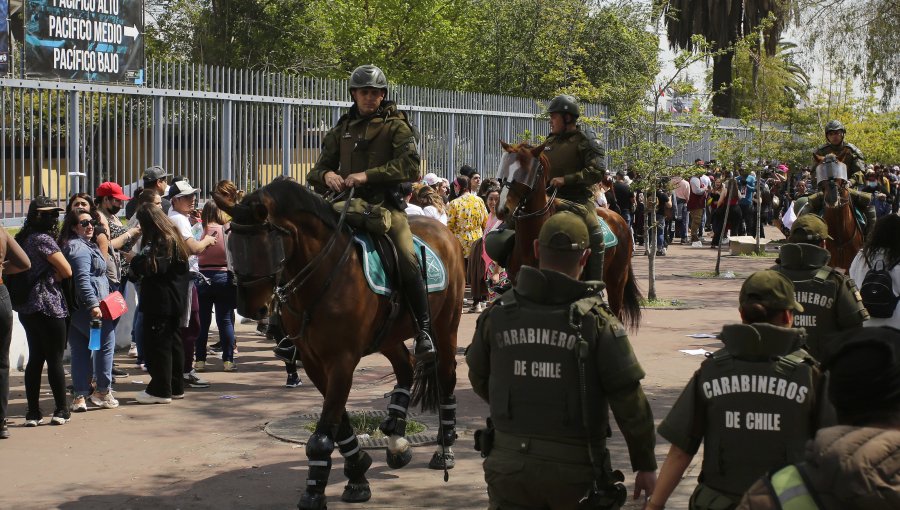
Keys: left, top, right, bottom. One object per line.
{"left": 124, "top": 25, "right": 140, "bottom": 39}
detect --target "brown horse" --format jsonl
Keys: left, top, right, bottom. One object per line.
{"left": 495, "top": 141, "right": 642, "bottom": 329}
{"left": 213, "top": 178, "right": 464, "bottom": 510}
{"left": 813, "top": 152, "right": 864, "bottom": 271}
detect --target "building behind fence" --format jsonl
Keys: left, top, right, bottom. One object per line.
{"left": 0, "top": 60, "right": 750, "bottom": 224}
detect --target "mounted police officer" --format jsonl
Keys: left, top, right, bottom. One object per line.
{"left": 308, "top": 64, "right": 435, "bottom": 361}
{"left": 543, "top": 94, "right": 608, "bottom": 281}
{"left": 467, "top": 212, "right": 658, "bottom": 509}
{"left": 800, "top": 153, "right": 877, "bottom": 235}
{"left": 771, "top": 214, "right": 868, "bottom": 359}
{"left": 814, "top": 120, "right": 865, "bottom": 186}
{"left": 647, "top": 270, "right": 834, "bottom": 510}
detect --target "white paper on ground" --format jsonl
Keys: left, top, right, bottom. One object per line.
{"left": 679, "top": 348, "right": 712, "bottom": 356}
{"left": 686, "top": 333, "right": 718, "bottom": 338}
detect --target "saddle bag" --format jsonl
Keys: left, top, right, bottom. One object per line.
{"left": 333, "top": 198, "right": 392, "bottom": 236}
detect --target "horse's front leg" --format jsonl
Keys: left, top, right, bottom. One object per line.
{"left": 380, "top": 343, "right": 415, "bottom": 469}
{"left": 337, "top": 410, "right": 373, "bottom": 503}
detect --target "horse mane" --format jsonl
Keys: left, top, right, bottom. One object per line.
{"left": 814, "top": 149, "right": 849, "bottom": 165}
{"left": 251, "top": 178, "right": 338, "bottom": 229}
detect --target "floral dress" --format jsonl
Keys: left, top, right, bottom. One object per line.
{"left": 447, "top": 192, "right": 488, "bottom": 258}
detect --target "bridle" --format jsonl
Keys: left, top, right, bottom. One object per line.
{"left": 228, "top": 189, "right": 356, "bottom": 340}
{"left": 823, "top": 179, "right": 850, "bottom": 209}
{"left": 502, "top": 157, "right": 557, "bottom": 220}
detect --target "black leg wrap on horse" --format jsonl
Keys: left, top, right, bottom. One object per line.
{"left": 429, "top": 396, "right": 458, "bottom": 470}
{"left": 587, "top": 227, "right": 606, "bottom": 282}
{"left": 299, "top": 428, "right": 334, "bottom": 510}
{"left": 336, "top": 413, "right": 372, "bottom": 503}
{"left": 379, "top": 386, "right": 411, "bottom": 437}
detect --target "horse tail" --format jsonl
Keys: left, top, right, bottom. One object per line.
{"left": 411, "top": 359, "right": 440, "bottom": 413}
{"left": 620, "top": 264, "right": 643, "bottom": 331}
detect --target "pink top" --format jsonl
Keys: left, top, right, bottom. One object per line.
{"left": 198, "top": 223, "right": 228, "bottom": 271}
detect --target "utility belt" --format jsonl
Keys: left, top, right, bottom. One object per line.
{"left": 491, "top": 431, "right": 602, "bottom": 465}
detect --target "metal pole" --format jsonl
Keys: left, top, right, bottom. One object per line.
{"left": 282, "top": 104, "right": 292, "bottom": 176}
{"left": 222, "top": 100, "right": 233, "bottom": 181}
{"left": 67, "top": 90, "right": 83, "bottom": 194}
{"left": 152, "top": 96, "right": 164, "bottom": 167}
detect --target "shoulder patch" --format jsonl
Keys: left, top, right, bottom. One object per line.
{"left": 579, "top": 125, "right": 605, "bottom": 156}
{"left": 845, "top": 142, "right": 865, "bottom": 159}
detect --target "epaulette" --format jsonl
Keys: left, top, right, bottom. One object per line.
{"left": 844, "top": 142, "right": 865, "bottom": 160}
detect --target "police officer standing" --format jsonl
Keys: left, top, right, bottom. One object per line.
{"left": 308, "top": 64, "right": 434, "bottom": 360}
{"left": 772, "top": 214, "right": 868, "bottom": 359}
{"left": 648, "top": 270, "right": 833, "bottom": 510}
{"left": 467, "top": 212, "right": 657, "bottom": 509}
{"left": 543, "top": 95, "right": 608, "bottom": 281}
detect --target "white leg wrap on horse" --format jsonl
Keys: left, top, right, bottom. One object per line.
{"left": 388, "top": 434, "right": 410, "bottom": 454}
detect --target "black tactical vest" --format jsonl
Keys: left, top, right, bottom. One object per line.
{"left": 544, "top": 131, "right": 592, "bottom": 203}
{"left": 487, "top": 290, "right": 609, "bottom": 441}
{"left": 339, "top": 116, "right": 395, "bottom": 176}
{"left": 774, "top": 244, "right": 840, "bottom": 355}
{"left": 698, "top": 325, "right": 817, "bottom": 496}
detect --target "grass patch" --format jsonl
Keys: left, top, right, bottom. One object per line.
{"left": 640, "top": 297, "right": 686, "bottom": 307}
{"left": 690, "top": 271, "right": 743, "bottom": 278}
{"left": 302, "top": 412, "right": 426, "bottom": 438}
{"left": 737, "top": 251, "right": 778, "bottom": 258}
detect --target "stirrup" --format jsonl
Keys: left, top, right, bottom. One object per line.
{"left": 273, "top": 338, "right": 297, "bottom": 363}
{"left": 414, "top": 330, "right": 436, "bottom": 362}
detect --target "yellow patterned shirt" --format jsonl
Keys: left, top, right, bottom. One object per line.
{"left": 447, "top": 193, "right": 488, "bottom": 258}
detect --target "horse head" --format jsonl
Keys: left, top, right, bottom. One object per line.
{"left": 814, "top": 152, "right": 850, "bottom": 208}
{"left": 495, "top": 140, "right": 547, "bottom": 221}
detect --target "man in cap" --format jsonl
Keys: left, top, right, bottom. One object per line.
{"left": 771, "top": 214, "right": 868, "bottom": 359}
{"left": 127, "top": 166, "right": 172, "bottom": 218}
{"left": 307, "top": 64, "right": 435, "bottom": 362}
{"left": 648, "top": 270, "right": 834, "bottom": 510}
{"left": 541, "top": 94, "right": 609, "bottom": 281}
{"left": 739, "top": 326, "right": 900, "bottom": 510}
{"left": 166, "top": 179, "right": 218, "bottom": 390}
{"left": 95, "top": 182, "right": 141, "bottom": 292}
{"left": 468, "top": 211, "right": 658, "bottom": 509}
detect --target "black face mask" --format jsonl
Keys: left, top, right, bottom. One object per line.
{"left": 107, "top": 205, "right": 122, "bottom": 215}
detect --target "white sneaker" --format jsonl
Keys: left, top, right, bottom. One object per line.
{"left": 135, "top": 391, "right": 172, "bottom": 405}
{"left": 70, "top": 396, "right": 87, "bottom": 412}
{"left": 128, "top": 343, "right": 138, "bottom": 358}
{"left": 90, "top": 391, "right": 119, "bottom": 409}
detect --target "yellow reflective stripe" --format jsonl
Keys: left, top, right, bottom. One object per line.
{"left": 770, "top": 465, "right": 819, "bottom": 510}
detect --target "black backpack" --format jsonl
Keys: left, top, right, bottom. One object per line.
{"left": 4, "top": 270, "right": 33, "bottom": 307}
{"left": 860, "top": 260, "right": 900, "bottom": 318}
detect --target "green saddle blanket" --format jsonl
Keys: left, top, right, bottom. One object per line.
{"left": 598, "top": 216, "right": 618, "bottom": 250}
{"left": 353, "top": 233, "right": 448, "bottom": 296}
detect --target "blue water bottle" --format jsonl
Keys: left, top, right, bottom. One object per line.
{"left": 89, "top": 318, "right": 102, "bottom": 351}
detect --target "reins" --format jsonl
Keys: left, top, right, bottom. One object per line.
{"left": 511, "top": 160, "right": 557, "bottom": 220}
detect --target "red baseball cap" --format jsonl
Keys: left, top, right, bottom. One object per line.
{"left": 95, "top": 182, "right": 130, "bottom": 200}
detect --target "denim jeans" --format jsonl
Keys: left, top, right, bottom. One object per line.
{"left": 68, "top": 310, "right": 116, "bottom": 396}
{"left": 656, "top": 213, "right": 667, "bottom": 250}
{"left": 197, "top": 270, "right": 237, "bottom": 363}
{"left": 0, "top": 287, "right": 14, "bottom": 421}
{"left": 675, "top": 199, "right": 688, "bottom": 239}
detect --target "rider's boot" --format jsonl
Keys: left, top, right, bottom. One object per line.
{"left": 405, "top": 275, "right": 436, "bottom": 362}
{"left": 585, "top": 226, "right": 606, "bottom": 282}
{"left": 268, "top": 313, "right": 298, "bottom": 362}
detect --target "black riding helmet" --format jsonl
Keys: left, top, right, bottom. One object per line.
{"left": 349, "top": 64, "right": 388, "bottom": 96}
{"left": 824, "top": 119, "right": 846, "bottom": 137}
{"left": 547, "top": 95, "right": 580, "bottom": 121}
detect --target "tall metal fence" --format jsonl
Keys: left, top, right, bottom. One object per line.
{"left": 0, "top": 60, "right": 746, "bottom": 223}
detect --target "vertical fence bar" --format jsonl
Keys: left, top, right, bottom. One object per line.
{"left": 281, "top": 103, "right": 291, "bottom": 176}
{"left": 152, "top": 96, "right": 164, "bottom": 167}
{"left": 221, "top": 100, "right": 233, "bottom": 182}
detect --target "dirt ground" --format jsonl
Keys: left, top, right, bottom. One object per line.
{"left": 0, "top": 230, "right": 784, "bottom": 510}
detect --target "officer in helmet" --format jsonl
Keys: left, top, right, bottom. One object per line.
{"left": 308, "top": 64, "right": 435, "bottom": 361}
{"left": 814, "top": 120, "right": 865, "bottom": 187}
{"left": 648, "top": 270, "right": 834, "bottom": 510}
{"left": 467, "top": 212, "right": 658, "bottom": 509}
{"left": 771, "top": 214, "right": 868, "bottom": 359}
{"left": 543, "top": 94, "right": 608, "bottom": 281}
{"left": 800, "top": 153, "right": 877, "bottom": 235}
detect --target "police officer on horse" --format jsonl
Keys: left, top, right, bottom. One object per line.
{"left": 308, "top": 64, "right": 435, "bottom": 360}
{"left": 771, "top": 214, "right": 868, "bottom": 359}
{"left": 543, "top": 95, "right": 608, "bottom": 281}
{"left": 467, "top": 212, "right": 658, "bottom": 509}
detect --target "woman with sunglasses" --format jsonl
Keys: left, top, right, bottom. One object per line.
{"left": 59, "top": 208, "right": 118, "bottom": 410}
{"left": 13, "top": 197, "right": 73, "bottom": 426}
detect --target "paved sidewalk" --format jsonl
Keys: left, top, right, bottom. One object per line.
{"left": 0, "top": 233, "right": 779, "bottom": 509}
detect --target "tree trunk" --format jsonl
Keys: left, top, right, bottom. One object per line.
{"left": 711, "top": 49, "right": 735, "bottom": 118}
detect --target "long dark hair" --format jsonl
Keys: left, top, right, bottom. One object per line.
{"left": 135, "top": 203, "right": 190, "bottom": 272}
{"left": 16, "top": 199, "right": 61, "bottom": 243}
{"left": 864, "top": 214, "right": 900, "bottom": 268}
{"left": 58, "top": 208, "right": 94, "bottom": 247}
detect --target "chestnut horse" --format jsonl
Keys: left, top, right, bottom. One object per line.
{"left": 213, "top": 178, "right": 464, "bottom": 510}
{"left": 812, "top": 152, "right": 864, "bottom": 271}
{"left": 495, "top": 141, "right": 642, "bottom": 329}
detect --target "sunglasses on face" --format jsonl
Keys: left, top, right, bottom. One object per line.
{"left": 78, "top": 219, "right": 98, "bottom": 228}
{"left": 39, "top": 211, "right": 58, "bottom": 218}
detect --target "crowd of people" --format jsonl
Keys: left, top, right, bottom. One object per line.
{"left": 0, "top": 169, "right": 246, "bottom": 436}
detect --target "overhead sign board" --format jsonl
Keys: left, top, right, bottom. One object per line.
{"left": 0, "top": 0, "right": 9, "bottom": 75}
{"left": 25, "top": 0, "right": 144, "bottom": 84}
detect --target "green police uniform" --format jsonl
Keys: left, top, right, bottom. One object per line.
{"left": 772, "top": 215, "right": 869, "bottom": 360}
{"left": 813, "top": 142, "right": 865, "bottom": 178}
{"left": 542, "top": 121, "right": 607, "bottom": 281}
{"left": 467, "top": 213, "right": 656, "bottom": 510}
{"left": 307, "top": 67, "right": 435, "bottom": 360}
{"left": 658, "top": 323, "right": 832, "bottom": 510}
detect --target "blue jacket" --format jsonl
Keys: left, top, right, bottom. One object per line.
{"left": 63, "top": 237, "right": 109, "bottom": 310}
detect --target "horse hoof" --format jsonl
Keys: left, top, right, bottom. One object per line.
{"left": 297, "top": 491, "right": 327, "bottom": 510}
{"left": 428, "top": 451, "right": 455, "bottom": 470}
{"left": 386, "top": 447, "right": 412, "bottom": 469}
{"left": 341, "top": 482, "right": 372, "bottom": 503}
